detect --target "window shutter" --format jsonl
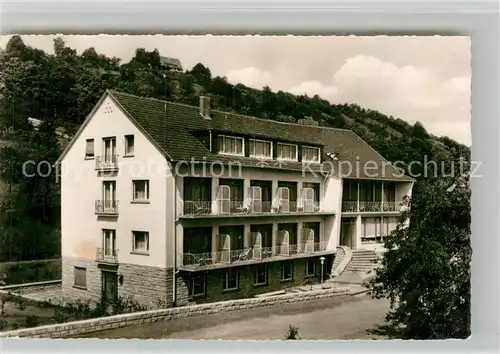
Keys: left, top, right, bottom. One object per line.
{"left": 278, "top": 230, "right": 289, "bottom": 256}
{"left": 217, "top": 185, "right": 231, "bottom": 214}
{"left": 219, "top": 234, "right": 231, "bottom": 263}
{"left": 250, "top": 186, "right": 262, "bottom": 213}
{"left": 277, "top": 187, "right": 290, "bottom": 212}
{"left": 302, "top": 187, "right": 314, "bottom": 212}
{"left": 251, "top": 232, "right": 262, "bottom": 260}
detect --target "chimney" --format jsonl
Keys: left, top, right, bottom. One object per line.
{"left": 297, "top": 116, "right": 318, "bottom": 126}
{"left": 199, "top": 96, "right": 211, "bottom": 119}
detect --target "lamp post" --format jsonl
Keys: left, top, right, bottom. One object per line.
{"left": 319, "top": 256, "right": 325, "bottom": 287}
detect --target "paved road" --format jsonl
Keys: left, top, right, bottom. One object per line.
{"left": 81, "top": 294, "right": 390, "bottom": 340}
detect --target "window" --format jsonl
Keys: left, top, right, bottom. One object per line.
{"left": 301, "top": 146, "right": 321, "bottom": 163}
{"left": 219, "top": 135, "right": 244, "bottom": 156}
{"left": 85, "top": 139, "right": 94, "bottom": 158}
{"left": 74, "top": 267, "right": 87, "bottom": 288}
{"left": 125, "top": 135, "right": 135, "bottom": 156}
{"left": 223, "top": 268, "right": 239, "bottom": 291}
{"left": 102, "top": 137, "right": 116, "bottom": 160}
{"left": 133, "top": 180, "right": 149, "bottom": 201}
{"left": 132, "top": 231, "right": 149, "bottom": 253}
{"left": 103, "top": 229, "right": 116, "bottom": 256}
{"left": 249, "top": 139, "right": 272, "bottom": 159}
{"left": 254, "top": 264, "right": 267, "bottom": 285}
{"left": 276, "top": 143, "right": 298, "bottom": 161}
{"left": 306, "top": 259, "right": 315, "bottom": 277}
{"left": 281, "top": 261, "right": 293, "bottom": 281}
{"left": 190, "top": 273, "right": 206, "bottom": 296}
{"left": 362, "top": 217, "right": 382, "bottom": 243}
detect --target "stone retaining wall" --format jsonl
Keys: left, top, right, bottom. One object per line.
{"left": 0, "top": 280, "right": 61, "bottom": 294}
{"left": 0, "top": 286, "right": 351, "bottom": 339}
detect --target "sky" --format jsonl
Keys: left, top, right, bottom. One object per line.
{"left": 0, "top": 35, "right": 471, "bottom": 145}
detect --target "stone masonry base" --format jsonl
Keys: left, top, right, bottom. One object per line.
{"left": 62, "top": 257, "right": 172, "bottom": 310}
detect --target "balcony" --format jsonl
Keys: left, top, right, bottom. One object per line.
{"left": 95, "top": 155, "right": 119, "bottom": 171}
{"left": 341, "top": 201, "right": 400, "bottom": 213}
{"left": 95, "top": 200, "right": 119, "bottom": 216}
{"left": 178, "top": 242, "right": 330, "bottom": 271}
{"left": 96, "top": 248, "right": 119, "bottom": 264}
{"left": 180, "top": 200, "right": 324, "bottom": 218}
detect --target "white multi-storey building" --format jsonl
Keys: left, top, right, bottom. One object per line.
{"left": 56, "top": 90, "right": 414, "bottom": 308}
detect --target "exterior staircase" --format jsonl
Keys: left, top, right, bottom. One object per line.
{"left": 328, "top": 249, "right": 380, "bottom": 285}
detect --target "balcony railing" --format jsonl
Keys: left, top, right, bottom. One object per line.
{"left": 342, "top": 201, "right": 400, "bottom": 213}
{"left": 179, "top": 242, "right": 328, "bottom": 269}
{"left": 96, "top": 247, "right": 119, "bottom": 264}
{"left": 95, "top": 155, "right": 119, "bottom": 171}
{"left": 382, "top": 201, "right": 398, "bottom": 212}
{"left": 341, "top": 201, "right": 358, "bottom": 212}
{"left": 180, "top": 200, "right": 321, "bottom": 217}
{"left": 95, "top": 200, "right": 119, "bottom": 215}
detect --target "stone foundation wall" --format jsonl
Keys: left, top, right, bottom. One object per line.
{"left": 0, "top": 286, "right": 351, "bottom": 339}
{"left": 61, "top": 257, "right": 171, "bottom": 309}
{"left": 118, "top": 263, "right": 171, "bottom": 309}
{"left": 62, "top": 257, "right": 102, "bottom": 304}
{"left": 175, "top": 255, "right": 335, "bottom": 305}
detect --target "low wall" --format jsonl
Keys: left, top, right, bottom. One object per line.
{"left": 0, "top": 286, "right": 351, "bottom": 339}
{"left": 0, "top": 280, "right": 61, "bottom": 294}
{"left": 331, "top": 246, "right": 352, "bottom": 277}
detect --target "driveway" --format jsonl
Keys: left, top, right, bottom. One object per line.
{"left": 80, "top": 294, "right": 390, "bottom": 340}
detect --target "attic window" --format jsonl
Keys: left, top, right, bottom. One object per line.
{"left": 125, "top": 135, "right": 134, "bottom": 156}
{"left": 249, "top": 139, "right": 272, "bottom": 159}
{"left": 276, "top": 143, "right": 298, "bottom": 161}
{"left": 302, "top": 146, "right": 321, "bottom": 163}
{"left": 219, "top": 135, "right": 244, "bottom": 156}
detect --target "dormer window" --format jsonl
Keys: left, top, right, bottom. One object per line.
{"left": 302, "top": 146, "right": 321, "bottom": 163}
{"left": 249, "top": 139, "right": 272, "bottom": 159}
{"left": 276, "top": 142, "right": 298, "bottom": 161}
{"left": 219, "top": 135, "right": 244, "bottom": 156}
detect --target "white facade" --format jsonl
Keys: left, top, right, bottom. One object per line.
{"left": 60, "top": 95, "right": 174, "bottom": 269}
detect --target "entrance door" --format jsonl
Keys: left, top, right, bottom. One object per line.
{"left": 340, "top": 219, "right": 356, "bottom": 248}
{"left": 101, "top": 271, "right": 118, "bottom": 313}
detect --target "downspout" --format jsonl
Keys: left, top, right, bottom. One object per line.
{"left": 209, "top": 129, "right": 213, "bottom": 152}
{"left": 172, "top": 164, "right": 177, "bottom": 307}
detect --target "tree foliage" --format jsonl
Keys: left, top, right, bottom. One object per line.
{"left": 369, "top": 175, "right": 471, "bottom": 339}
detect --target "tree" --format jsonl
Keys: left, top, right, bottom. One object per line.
{"left": 369, "top": 175, "right": 471, "bottom": 339}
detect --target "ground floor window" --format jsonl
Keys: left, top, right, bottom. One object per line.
{"left": 281, "top": 261, "right": 293, "bottom": 281}
{"left": 223, "top": 268, "right": 239, "bottom": 291}
{"left": 74, "top": 267, "right": 87, "bottom": 288}
{"left": 361, "top": 217, "right": 383, "bottom": 243}
{"left": 305, "top": 259, "right": 315, "bottom": 277}
{"left": 190, "top": 273, "right": 206, "bottom": 296}
{"left": 254, "top": 264, "right": 267, "bottom": 285}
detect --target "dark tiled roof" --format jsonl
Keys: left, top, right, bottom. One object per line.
{"left": 109, "top": 90, "right": 414, "bottom": 181}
